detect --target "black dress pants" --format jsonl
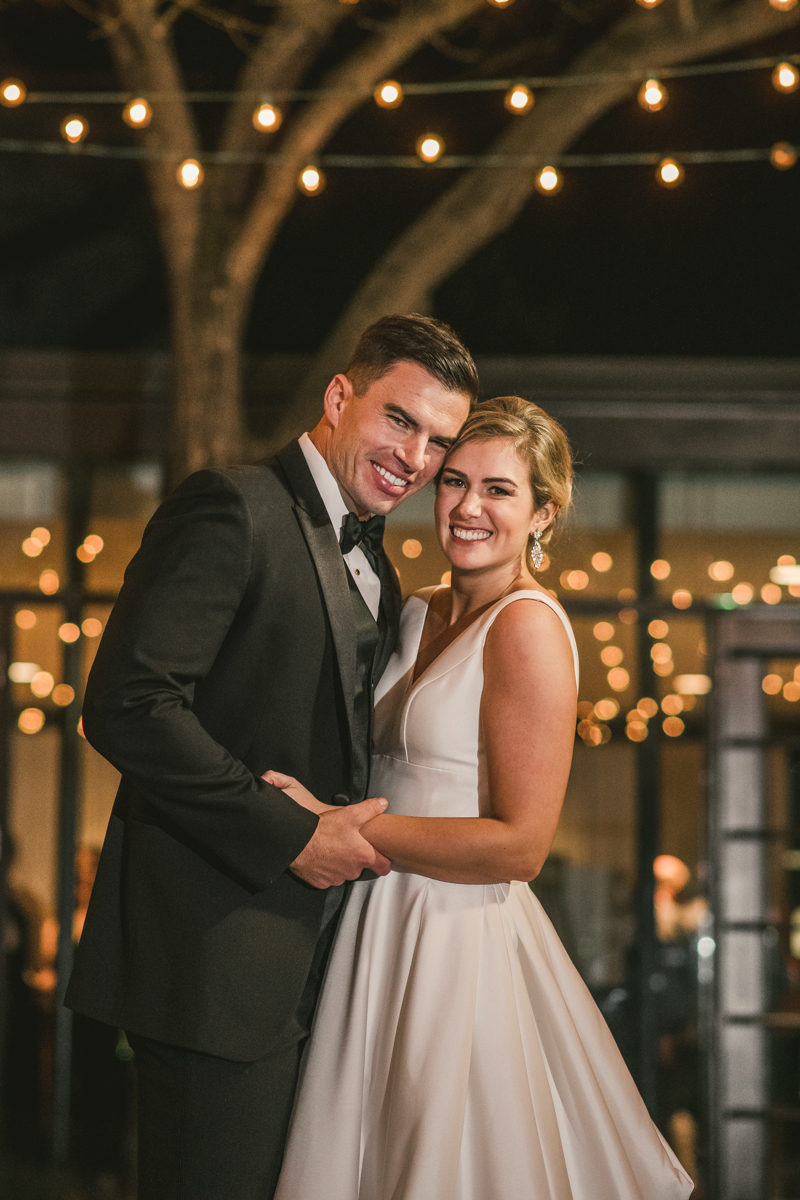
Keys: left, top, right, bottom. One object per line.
{"left": 128, "top": 892, "right": 344, "bottom": 1200}
{"left": 129, "top": 1033, "right": 300, "bottom": 1200}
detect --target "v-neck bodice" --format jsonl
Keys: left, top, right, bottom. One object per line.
{"left": 371, "top": 588, "right": 579, "bottom": 814}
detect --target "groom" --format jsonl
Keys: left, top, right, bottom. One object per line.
{"left": 66, "top": 314, "right": 477, "bottom": 1199}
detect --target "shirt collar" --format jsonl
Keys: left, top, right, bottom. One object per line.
{"left": 298, "top": 432, "right": 351, "bottom": 536}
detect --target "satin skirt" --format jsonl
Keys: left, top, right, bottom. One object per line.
{"left": 274, "top": 868, "right": 692, "bottom": 1200}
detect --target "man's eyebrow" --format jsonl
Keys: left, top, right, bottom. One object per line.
{"left": 386, "top": 403, "right": 457, "bottom": 446}
{"left": 385, "top": 403, "right": 419, "bottom": 429}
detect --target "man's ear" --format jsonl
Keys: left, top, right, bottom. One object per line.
{"left": 322, "top": 374, "right": 354, "bottom": 428}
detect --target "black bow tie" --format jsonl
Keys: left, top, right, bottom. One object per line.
{"left": 339, "top": 512, "right": 386, "bottom": 571}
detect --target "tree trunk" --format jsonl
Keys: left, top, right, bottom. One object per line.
{"left": 168, "top": 276, "right": 248, "bottom": 488}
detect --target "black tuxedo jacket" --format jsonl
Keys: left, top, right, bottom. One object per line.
{"left": 66, "top": 441, "right": 402, "bottom": 1061}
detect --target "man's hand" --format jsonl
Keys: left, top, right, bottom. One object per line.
{"left": 289, "top": 797, "right": 392, "bottom": 888}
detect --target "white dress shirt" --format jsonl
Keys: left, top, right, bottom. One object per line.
{"left": 298, "top": 433, "right": 382, "bottom": 620}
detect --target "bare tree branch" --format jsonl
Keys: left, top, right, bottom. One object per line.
{"left": 225, "top": 0, "right": 486, "bottom": 296}
{"left": 283, "top": 0, "right": 800, "bottom": 441}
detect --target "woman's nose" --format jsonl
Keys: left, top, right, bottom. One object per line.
{"left": 454, "top": 490, "right": 482, "bottom": 518}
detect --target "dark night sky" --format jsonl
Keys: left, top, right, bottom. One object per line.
{"left": 0, "top": 0, "right": 798, "bottom": 358}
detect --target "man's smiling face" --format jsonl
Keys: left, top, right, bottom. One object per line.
{"left": 323, "top": 361, "right": 471, "bottom": 518}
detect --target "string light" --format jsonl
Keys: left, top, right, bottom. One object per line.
{"left": 504, "top": 84, "right": 534, "bottom": 114}
{"left": 762, "top": 673, "right": 783, "bottom": 695}
{"left": 657, "top": 158, "right": 684, "bottom": 187}
{"left": 82, "top": 618, "right": 103, "bottom": 637}
{"left": 402, "top": 539, "right": 422, "bottom": 558}
{"left": 61, "top": 115, "right": 88, "bottom": 144}
{"left": 252, "top": 103, "right": 282, "bottom": 132}
{"left": 298, "top": 164, "right": 325, "bottom": 194}
{"left": 0, "top": 78, "right": 26, "bottom": 107}
{"left": 638, "top": 78, "right": 668, "bottom": 112}
{"left": 39, "top": 570, "right": 59, "bottom": 595}
{"left": 31, "top": 671, "right": 54, "bottom": 698}
{"left": 535, "top": 165, "right": 562, "bottom": 194}
{"left": 58, "top": 622, "right": 81, "bottom": 644}
{"left": 486, "top": 0, "right": 515, "bottom": 6}
{"left": 177, "top": 158, "right": 203, "bottom": 189}
{"left": 593, "top": 621, "right": 614, "bottom": 641}
{"left": 708, "top": 559, "right": 734, "bottom": 580}
{"left": 672, "top": 589, "right": 692, "bottom": 609}
{"left": 607, "top": 667, "right": 630, "bottom": 692}
{"left": 761, "top": 583, "right": 782, "bottom": 604}
{"left": 15, "top": 610, "right": 36, "bottom": 630}
{"left": 416, "top": 134, "right": 444, "bottom": 163}
{"left": 769, "top": 0, "right": 797, "bottom": 8}
{"left": 123, "top": 98, "right": 152, "bottom": 128}
{"left": 663, "top": 716, "right": 685, "bottom": 737}
{"left": 771, "top": 141, "right": 797, "bottom": 169}
{"left": 53, "top": 684, "right": 75, "bottom": 707}
{"left": 635, "top": 0, "right": 664, "bottom": 6}
{"left": 601, "top": 646, "right": 624, "bottom": 667}
{"left": 648, "top": 619, "right": 669, "bottom": 638}
{"left": 650, "top": 558, "right": 671, "bottom": 579}
{"left": 374, "top": 81, "right": 403, "bottom": 109}
{"left": 772, "top": 62, "right": 800, "bottom": 92}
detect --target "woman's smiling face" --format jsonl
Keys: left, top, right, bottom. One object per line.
{"left": 435, "top": 438, "right": 542, "bottom": 573}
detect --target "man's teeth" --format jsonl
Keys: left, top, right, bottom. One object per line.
{"left": 452, "top": 527, "right": 492, "bottom": 542}
{"left": 374, "top": 464, "right": 409, "bottom": 487}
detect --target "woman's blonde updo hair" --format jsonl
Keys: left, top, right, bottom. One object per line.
{"left": 441, "top": 395, "right": 573, "bottom": 557}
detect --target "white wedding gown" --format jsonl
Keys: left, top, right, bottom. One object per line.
{"left": 275, "top": 589, "right": 693, "bottom": 1200}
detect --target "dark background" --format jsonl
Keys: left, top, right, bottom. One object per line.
{"left": 0, "top": 0, "right": 798, "bottom": 358}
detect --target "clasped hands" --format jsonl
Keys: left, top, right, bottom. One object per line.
{"left": 262, "top": 770, "right": 391, "bottom": 889}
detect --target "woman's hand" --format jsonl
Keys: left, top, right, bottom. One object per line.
{"left": 261, "top": 770, "right": 337, "bottom": 816}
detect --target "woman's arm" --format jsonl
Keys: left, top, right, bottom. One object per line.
{"left": 361, "top": 599, "right": 577, "bottom": 884}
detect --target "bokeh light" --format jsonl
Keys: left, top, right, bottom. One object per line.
{"left": 252, "top": 103, "right": 283, "bottom": 131}
{"left": 402, "top": 539, "right": 422, "bottom": 559}
{"left": 374, "top": 81, "right": 403, "bottom": 109}
{"left": 19, "top": 708, "right": 45, "bottom": 735}
{"left": 61, "top": 115, "right": 88, "bottom": 144}
{"left": 1, "top": 78, "right": 26, "bottom": 107}
{"left": 591, "top": 552, "right": 612, "bottom": 572}
{"left": 123, "top": 98, "right": 152, "bottom": 128}
{"left": 298, "top": 165, "right": 326, "bottom": 194}
{"left": 178, "top": 159, "right": 203, "bottom": 189}
{"left": 657, "top": 158, "right": 684, "bottom": 187}
{"left": 416, "top": 134, "right": 444, "bottom": 163}
{"left": 504, "top": 85, "right": 534, "bottom": 114}
{"left": 638, "top": 78, "right": 668, "bottom": 112}
{"left": 535, "top": 166, "right": 562, "bottom": 195}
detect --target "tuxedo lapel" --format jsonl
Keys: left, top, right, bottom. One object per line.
{"left": 374, "top": 552, "right": 403, "bottom": 683}
{"left": 276, "top": 442, "right": 357, "bottom": 746}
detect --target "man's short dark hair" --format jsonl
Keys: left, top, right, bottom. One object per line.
{"left": 345, "top": 314, "right": 479, "bottom": 405}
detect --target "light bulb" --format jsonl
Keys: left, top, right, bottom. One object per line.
{"left": 298, "top": 165, "right": 325, "bottom": 195}
{"left": 535, "top": 165, "right": 562, "bottom": 194}
{"left": 657, "top": 157, "right": 683, "bottom": 187}
{"left": 416, "top": 134, "right": 444, "bottom": 163}
{"left": 635, "top": 0, "right": 664, "bottom": 6}
{"left": 123, "top": 98, "right": 152, "bottom": 128}
{"left": 374, "top": 81, "right": 403, "bottom": 109}
{"left": 177, "top": 159, "right": 203, "bottom": 189}
{"left": 773, "top": 62, "right": 800, "bottom": 93}
{"left": 0, "top": 78, "right": 26, "bottom": 107}
{"left": 638, "top": 78, "right": 668, "bottom": 112}
{"left": 487, "top": 0, "right": 515, "bottom": 6}
{"left": 771, "top": 141, "right": 797, "bottom": 169}
{"left": 61, "top": 115, "right": 88, "bottom": 144}
{"left": 504, "top": 85, "right": 534, "bottom": 114}
{"left": 769, "top": 0, "right": 798, "bottom": 11}
{"left": 252, "top": 103, "right": 282, "bottom": 132}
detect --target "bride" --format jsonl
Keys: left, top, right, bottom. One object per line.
{"left": 267, "top": 396, "right": 693, "bottom": 1199}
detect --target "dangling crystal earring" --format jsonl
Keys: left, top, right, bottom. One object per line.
{"left": 530, "top": 530, "right": 543, "bottom": 570}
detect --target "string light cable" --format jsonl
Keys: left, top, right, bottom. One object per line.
{"left": 0, "top": 138, "right": 795, "bottom": 172}
{"left": 2, "top": 50, "right": 800, "bottom": 107}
